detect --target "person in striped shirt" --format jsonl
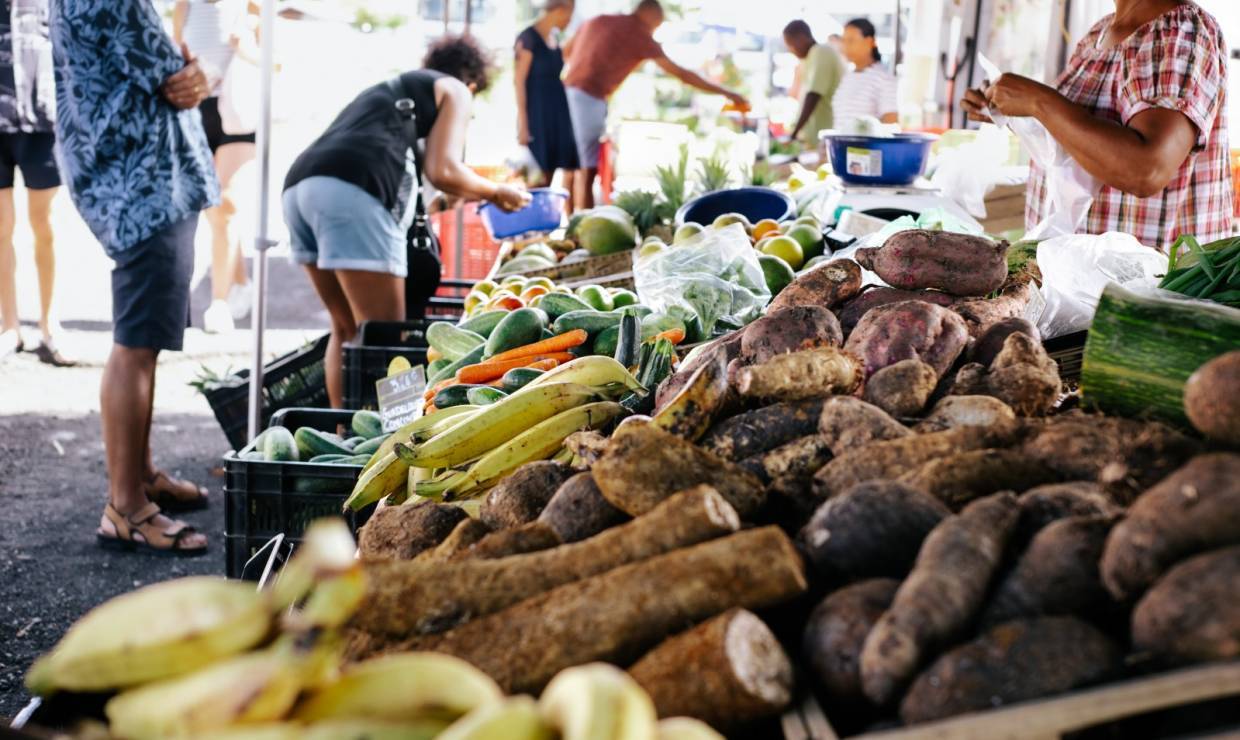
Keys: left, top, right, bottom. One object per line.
{"left": 832, "top": 18, "right": 899, "bottom": 133}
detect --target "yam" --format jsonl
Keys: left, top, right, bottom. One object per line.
{"left": 1014, "top": 481, "right": 1119, "bottom": 548}
{"left": 480, "top": 460, "right": 573, "bottom": 530}
{"left": 915, "top": 395, "right": 1016, "bottom": 433}
{"left": 537, "top": 472, "right": 628, "bottom": 543}
{"left": 1184, "top": 351, "right": 1240, "bottom": 445}
{"left": 797, "top": 481, "right": 949, "bottom": 583}
{"left": 980, "top": 515, "right": 1120, "bottom": 628}
{"left": 762, "top": 473, "right": 823, "bottom": 534}
{"left": 739, "top": 305, "right": 843, "bottom": 365}
{"left": 898, "top": 448, "right": 1062, "bottom": 510}
{"left": 357, "top": 502, "right": 468, "bottom": 561}
{"left": 766, "top": 258, "right": 862, "bottom": 313}
{"left": 408, "top": 526, "right": 808, "bottom": 693}
{"left": 629, "top": 609, "right": 793, "bottom": 729}
{"left": 451, "top": 521, "right": 560, "bottom": 561}
{"left": 813, "top": 422, "right": 1021, "bottom": 500}
{"left": 414, "top": 518, "right": 492, "bottom": 563}
{"left": 854, "top": 230, "right": 1009, "bottom": 297}
{"left": 836, "top": 287, "right": 955, "bottom": 334}
{"left": 593, "top": 423, "right": 766, "bottom": 518}
{"left": 899, "top": 617, "right": 1121, "bottom": 724}
{"left": 353, "top": 485, "right": 742, "bottom": 638}
{"left": 735, "top": 346, "right": 864, "bottom": 402}
{"left": 860, "top": 492, "right": 1020, "bottom": 706}
{"left": 817, "top": 396, "right": 910, "bottom": 456}
{"left": 700, "top": 399, "right": 826, "bottom": 461}
{"left": 949, "top": 333, "right": 1060, "bottom": 416}
{"left": 563, "top": 430, "right": 610, "bottom": 469}
{"left": 1101, "top": 453, "right": 1240, "bottom": 602}
{"left": 656, "top": 338, "right": 742, "bottom": 413}
{"left": 1132, "top": 545, "right": 1240, "bottom": 664}
{"left": 844, "top": 300, "right": 970, "bottom": 378}
{"left": 862, "top": 359, "right": 938, "bottom": 418}
{"left": 802, "top": 579, "right": 900, "bottom": 704}
{"left": 739, "top": 434, "right": 833, "bottom": 485}
{"left": 969, "top": 316, "right": 1040, "bottom": 367}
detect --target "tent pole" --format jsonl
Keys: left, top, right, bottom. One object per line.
{"left": 247, "top": 0, "right": 278, "bottom": 442}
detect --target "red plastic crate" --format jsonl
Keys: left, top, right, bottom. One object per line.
{"left": 433, "top": 203, "right": 501, "bottom": 281}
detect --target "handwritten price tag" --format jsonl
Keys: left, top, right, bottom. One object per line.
{"left": 376, "top": 364, "right": 426, "bottom": 433}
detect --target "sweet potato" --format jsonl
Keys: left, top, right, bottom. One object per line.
{"left": 480, "top": 460, "right": 573, "bottom": 530}
{"left": 854, "top": 230, "right": 1009, "bottom": 297}
{"left": 802, "top": 579, "right": 900, "bottom": 703}
{"left": 898, "top": 448, "right": 1061, "bottom": 510}
{"left": 950, "top": 277, "right": 1039, "bottom": 338}
{"left": 1131, "top": 545, "right": 1240, "bottom": 664}
{"left": 969, "top": 317, "right": 1040, "bottom": 367}
{"left": 862, "top": 359, "right": 937, "bottom": 418}
{"left": 593, "top": 423, "right": 766, "bottom": 518}
{"left": 537, "top": 472, "right": 628, "bottom": 543}
{"left": 797, "top": 481, "right": 949, "bottom": 583}
{"left": 915, "top": 395, "right": 1016, "bottom": 433}
{"left": 357, "top": 502, "right": 468, "bottom": 561}
{"left": 844, "top": 300, "right": 970, "bottom": 378}
{"left": 1184, "top": 351, "right": 1240, "bottom": 445}
{"left": 739, "top": 305, "right": 843, "bottom": 365}
{"left": 899, "top": 617, "right": 1121, "bottom": 724}
{"left": 1101, "top": 453, "right": 1240, "bottom": 602}
{"left": 452, "top": 521, "right": 560, "bottom": 561}
{"left": 700, "top": 399, "right": 826, "bottom": 461}
{"left": 980, "top": 515, "right": 1120, "bottom": 628}
{"left": 735, "top": 346, "right": 864, "bottom": 402}
{"left": 860, "top": 492, "right": 1020, "bottom": 706}
{"left": 1014, "top": 481, "right": 1120, "bottom": 549}
{"left": 629, "top": 608, "right": 793, "bottom": 729}
{"left": 766, "top": 258, "right": 862, "bottom": 313}
{"left": 949, "top": 333, "right": 1060, "bottom": 416}
{"left": 837, "top": 287, "right": 955, "bottom": 334}
{"left": 739, "top": 434, "right": 833, "bottom": 485}
{"left": 817, "top": 397, "right": 910, "bottom": 456}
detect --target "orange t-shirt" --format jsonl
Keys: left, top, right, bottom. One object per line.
{"left": 563, "top": 14, "right": 663, "bottom": 100}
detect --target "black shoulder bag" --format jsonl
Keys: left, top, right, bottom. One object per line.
{"left": 387, "top": 77, "right": 442, "bottom": 319}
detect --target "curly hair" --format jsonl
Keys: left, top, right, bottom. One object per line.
{"left": 423, "top": 35, "right": 493, "bottom": 93}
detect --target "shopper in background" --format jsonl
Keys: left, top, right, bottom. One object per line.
{"left": 783, "top": 19, "right": 845, "bottom": 147}
{"left": 173, "top": 0, "right": 257, "bottom": 335}
{"left": 514, "top": 0, "right": 578, "bottom": 194}
{"left": 0, "top": 0, "right": 73, "bottom": 365}
{"left": 563, "top": 0, "right": 748, "bottom": 210}
{"left": 962, "top": 0, "right": 1232, "bottom": 250}
{"left": 52, "top": 0, "right": 219, "bottom": 554}
{"left": 832, "top": 18, "right": 899, "bottom": 132}
{"left": 283, "top": 36, "right": 529, "bottom": 409}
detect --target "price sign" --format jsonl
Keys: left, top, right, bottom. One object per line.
{"left": 376, "top": 365, "right": 426, "bottom": 433}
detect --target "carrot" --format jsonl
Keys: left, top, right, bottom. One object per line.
{"left": 486, "top": 329, "right": 589, "bottom": 364}
{"left": 653, "top": 328, "right": 686, "bottom": 345}
{"left": 457, "top": 352, "right": 575, "bottom": 385}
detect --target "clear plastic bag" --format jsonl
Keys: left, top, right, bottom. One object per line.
{"left": 634, "top": 224, "right": 771, "bottom": 335}
{"left": 1036, "top": 231, "right": 1166, "bottom": 338}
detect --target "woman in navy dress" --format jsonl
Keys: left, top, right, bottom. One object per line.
{"left": 514, "top": 0, "right": 578, "bottom": 193}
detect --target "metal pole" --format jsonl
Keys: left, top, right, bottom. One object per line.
{"left": 247, "top": 0, "right": 278, "bottom": 442}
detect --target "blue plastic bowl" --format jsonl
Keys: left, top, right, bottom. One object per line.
{"left": 478, "top": 187, "right": 569, "bottom": 239}
{"left": 675, "top": 187, "right": 796, "bottom": 227}
{"left": 822, "top": 133, "right": 937, "bottom": 186}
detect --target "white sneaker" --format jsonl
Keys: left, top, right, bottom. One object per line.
{"left": 204, "top": 299, "right": 235, "bottom": 334}
{"left": 227, "top": 283, "right": 252, "bottom": 321}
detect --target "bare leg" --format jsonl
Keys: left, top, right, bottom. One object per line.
{"left": 0, "top": 189, "right": 19, "bottom": 342}
{"left": 303, "top": 265, "right": 357, "bottom": 408}
{"left": 208, "top": 142, "right": 256, "bottom": 302}
{"left": 559, "top": 170, "right": 576, "bottom": 215}
{"left": 576, "top": 167, "right": 598, "bottom": 211}
{"left": 27, "top": 187, "right": 57, "bottom": 341}
{"left": 336, "top": 269, "right": 405, "bottom": 326}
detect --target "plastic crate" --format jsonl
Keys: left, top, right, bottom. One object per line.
{"left": 342, "top": 319, "right": 444, "bottom": 411}
{"left": 223, "top": 408, "right": 374, "bottom": 580}
{"left": 433, "top": 203, "right": 502, "bottom": 281}
{"left": 202, "top": 334, "right": 331, "bottom": 451}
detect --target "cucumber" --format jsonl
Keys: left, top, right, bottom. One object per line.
{"left": 294, "top": 427, "right": 353, "bottom": 459}
{"left": 430, "top": 343, "right": 486, "bottom": 385}
{"left": 610, "top": 288, "right": 639, "bottom": 308}
{"left": 552, "top": 309, "right": 622, "bottom": 336}
{"left": 427, "top": 358, "right": 452, "bottom": 379}
{"left": 336, "top": 454, "right": 371, "bottom": 466}
{"left": 614, "top": 313, "right": 642, "bottom": 367}
{"left": 458, "top": 309, "right": 507, "bottom": 338}
{"left": 343, "top": 435, "right": 366, "bottom": 449}
{"left": 426, "top": 322, "right": 486, "bottom": 362}
{"left": 618, "top": 304, "right": 652, "bottom": 319}
{"left": 541, "top": 328, "right": 556, "bottom": 341}
{"left": 539, "top": 292, "right": 594, "bottom": 320}
{"left": 434, "top": 383, "right": 485, "bottom": 408}
{"left": 262, "top": 426, "right": 299, "bottom": 462}
{"left": 500, "top": 367, "right": 544, "bottom": 393}
{"left": 308, "top": 453, "right": 351, "bottom": 464}
{"left": 352, "top": 433, "right": 391, "bottom": 455}
{"left": 484, "top": 308, "right": 547, "bottom": 358}
{"left": 593, "top": 325, "right": 621, "bottom": 358}
{"left": 351, "top": 410, "right": 384, "bottom": 439}
{"left": 576, "top": 285, "right": 615, "bottom": 312}
{"left": 466, "top": 386, "right": 508, "bottom": 406}
{"left": 241, "top": 450, "right": 266, "bottom": 462}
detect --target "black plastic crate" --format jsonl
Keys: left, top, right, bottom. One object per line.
{"left": 342, "top": 318, "right": 449, "bottom": 410}
{"left": 202, "top": 334, "right": 331, "bottom": 451}
{"left": 223, "top": 408, "right": 374, "bottom": 580}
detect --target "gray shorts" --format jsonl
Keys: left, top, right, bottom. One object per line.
{"left": 111, "top": 215, "right": 198, "bottom": 351}
{"left": 283, "top": 176, "right": 408, "bottom": 277}
{"left": 565, "top": 86, "right": 608, "bottom": 169}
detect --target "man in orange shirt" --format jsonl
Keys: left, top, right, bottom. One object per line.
{"left": 563, "top": 0, "right": 747, "bottom": 209}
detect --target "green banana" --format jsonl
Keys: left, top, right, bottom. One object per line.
{"left": 361, "top": 404, "right": 480, "bottom": 473}
{"left": 526, "top": 355, "right": 645, "bottom": 394}
{"left": 539, "top": 663, "right": 657, "bottom": 740}
{"left": 438, "top": 696, "right": 554, "bottom": 740}
{"left": 651, "top": 346, "right": 729, "bottom": 442}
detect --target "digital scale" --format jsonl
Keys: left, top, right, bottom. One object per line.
{"left": 809, "top": 178, "right": 984, "bottom": 250}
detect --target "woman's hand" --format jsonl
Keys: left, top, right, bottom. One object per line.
{"left": 490, "top": 184, "right": 532, "bottom": 213}
{"left": 984, "top": 73, "right": 1056, "bottom": 118}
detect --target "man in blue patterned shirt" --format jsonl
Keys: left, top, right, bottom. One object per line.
{"left": 52, "top": 0, "right": 219, "bottom": 555}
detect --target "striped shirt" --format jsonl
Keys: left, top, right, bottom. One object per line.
{"left": 1026, "top": 4, "right": 1233, "bottom": 250}
{"left": 179, "top": 0, "right": 239, "bottom": 93}
{"left": 832, "top": 64, "right": 898, "bottom": 134}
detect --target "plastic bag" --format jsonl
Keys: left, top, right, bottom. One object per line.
{"left": 1036, "top": 231, "right": 1166, "bottom": 338}
{"left": 634, "top": 224, "right": 771, "bottom": 335}
{"left": 977, "top": 54, "right": 1100, "bottom": 240}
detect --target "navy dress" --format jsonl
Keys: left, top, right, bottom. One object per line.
{"left": 516, "top": 26, "right": 579, "bottom": 173}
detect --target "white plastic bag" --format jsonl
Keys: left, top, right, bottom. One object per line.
{"left": 634, "top": 224, "right": 770, "bottom": 335}
{"left": 977, "top": 54, "right": 1100, "bottom": 240}
{"left": 1036, "top": 231, "right": 1166, "bottom": 338}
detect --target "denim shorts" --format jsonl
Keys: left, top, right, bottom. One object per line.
{"left": 283, "top": 176, "right": 407, "bottom": 277}
{"left": 565, "top": 87, "right": 608, "bottom": 169}
{"left": 111, "top": 215, "right": 198, "bottom": 351}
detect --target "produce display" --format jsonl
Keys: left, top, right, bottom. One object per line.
{"left": 239, "top": 409, "right": 390, "bottom": 466}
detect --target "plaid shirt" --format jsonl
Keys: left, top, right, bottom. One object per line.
{"left": 1027, "top": 4, "right": 1233, "bottom": 250}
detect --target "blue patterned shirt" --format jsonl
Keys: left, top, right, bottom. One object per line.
{"left": 50, "top": 0, "right": 218, "bottom": 257}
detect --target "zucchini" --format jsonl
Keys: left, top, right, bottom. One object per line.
{"left": 337, "top": 454, "right": 371, "bottom": 466}
{"left": 458, "top": 309, "right": 508, "bottom": 338}
{"left": 352, "top": 433, "right": 391, "bottom": 455}
{"left": 552, "top": 309, "right": 622, "bottom": 336}
{"left": 430, "top": 343, "right": 485, "bottom": 385}
{"left": 484, "top": 307, "right": 547, "bottom": 358}
{"left": 427, "top": 358, "right": 452, "bottom": 379}
{"left": 434, "top": 383, "right": 485, "bottom": 408}
{"left": 614, "top": 313, "right": 641, "bottom": 367}
{"left": 1081, "top": 284, "right": 1240, "bottom": 425}
{"left": 426, "top": 321, "right": 486, "bottom": 362}
{"left": 466, "top": 386, "right": 508, "bottom": 406}
{"left": 308, "top": 453, "right": 351, "bottom": 464}
{"left": 593, "top": 325, "right": 621, "bottom": 358}
{"left": 540, "top": 292, "right": 594, "bottom": 320}
{"left": 294, "top": 427, "right": 353, "bottom": 459}
{"left": 343, "top": 435, "right": 366, "bottom": 449}
{"left": 500, "top": 367, "right": 544, "bottom": 393}
{"left": 262, "top": 426, "right": 299, "bottom": 462}
{"left": 351, "top": 410, "right": 384, "bottom": 439}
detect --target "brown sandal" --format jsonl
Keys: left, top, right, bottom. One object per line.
{"left": 145, "top": 470, "right": 209, "bottom": 511}
{"left": 96, "top": 502, "right": 207, "bottom": 557}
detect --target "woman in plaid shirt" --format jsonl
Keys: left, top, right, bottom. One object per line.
{"left": 962, "top": 0, "right": 1232, "bottom": 250}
